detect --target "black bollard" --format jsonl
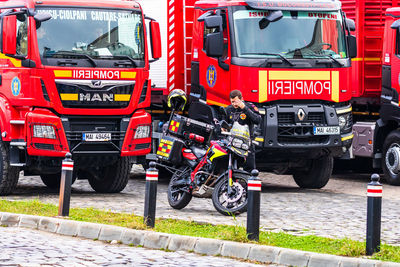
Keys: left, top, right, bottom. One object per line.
{"left": 247, "top": 169, "right": 261, "bottom": 241}
{"left": 144, "top": 161, "right": 158, "bottom": 228}
{"left": 58, "top": 153, "right": 73, "bottom": 217}
{"left": 366, "top": 173, "right": 382, "bottom": 255}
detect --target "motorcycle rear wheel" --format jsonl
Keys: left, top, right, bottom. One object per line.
{"left": 167, "top": 170, "right": 192, "bottom": 209}
{"left": 212, "top": 173, "right": 248, "bottom": 216}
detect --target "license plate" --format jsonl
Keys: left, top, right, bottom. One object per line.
{"left": 82, "top": 133, "right": 111, "bottom": 142}
{"left": 313, "top": 126, "right": 340, "bottom": 135}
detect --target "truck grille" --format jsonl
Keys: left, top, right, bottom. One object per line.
{"left": 277, "top": 110, "right": 328, "bottom": 145}
{"left": 62, "top": 117, "right": 128, "bottom": 153}
{"left": 56, "top": 81, "right": 135, "bottom": 108}
{"left": 278, "top": 112, "right": 325, "bottom": 124}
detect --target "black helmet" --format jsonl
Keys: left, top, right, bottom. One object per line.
{"left": 167, "top": 89, "right": 187, "bottom": 111}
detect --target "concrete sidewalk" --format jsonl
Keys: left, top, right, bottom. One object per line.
{"left": 0, "top": 212, "right": 398, "bottom": 267}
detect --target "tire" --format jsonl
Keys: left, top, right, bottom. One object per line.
{"left": 88, "top": 157, "right": 130, "bottom": 193}
{"left": 0, "top": 140, "right": 19, "bottom": 195}
{"left": 382, "top": 130, "right": 400, "bottom": 185}
{"left": 167, "top": 170, "right": 192, "bottom": 209}
{"left": 40, "top": 172, "right": 77, "bottom": 189}
{"left": 212, "top": 173, "right": 248, "bottom": 216}
{"left": 292, "top": 155, "right": 333, "bottom": 189}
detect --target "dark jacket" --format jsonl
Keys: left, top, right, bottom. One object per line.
{"left": 225, "top": 102, "right": 261, "bottom": 137}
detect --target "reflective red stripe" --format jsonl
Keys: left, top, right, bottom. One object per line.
{"left": 367, "top": 189, "right": 382, "bottom": 193}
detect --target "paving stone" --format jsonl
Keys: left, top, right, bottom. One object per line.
{"left": 120, "top": 228, "right": 145, "bottom": 246}
{"left": 168, "top": 235, "right": 197, "bottom": 252}
{"left": 248, "top": 245, "right": 281, "bottom": 264}
{"left": 19, "top": 214, "right": 39, "bottom": 229}
{"left": 1, "top": 213, "right": 20, "bottom": 227}
{"left": 308, "top": 254, "right": 340, "bottom": 267}
{"left": 77, "top": 222, "right": 101, "bottom": 240}
{"left": 143, "top": 232, "right": 170, "bottom": 249}
{"left": 193, "top": 238, "right": 222, "bottom": 256}
{"left": 220, "top": 241, "right": 252, "bottom": 259}
{"left": 277, "top": 248, "right": 310, "bottom": 267}
{"left": 56, "top": 220, "right": 78, "bottom": 236}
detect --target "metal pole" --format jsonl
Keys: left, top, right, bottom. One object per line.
{"left": 58, "top": 153, "right": 73, "bottom": 217}
{"left": 144, "top": 161, "right": 158, "bottom": 228}
{"left": 366, "top": 173, "right": 382, "bottom": 255}
{"left": 247, "top": 169, "right": 261, "bottom": 241}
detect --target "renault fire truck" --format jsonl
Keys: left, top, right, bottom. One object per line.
{"left": 142, "top": 0, "right": 356, "bottom": 189}
{"left": 341, "top": 0, "right": 400, "bottom": 185}
{"left": 0, "top": 0, "right": 161, "bottom": 194}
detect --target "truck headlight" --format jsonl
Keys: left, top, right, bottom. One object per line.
{"left": 134, "top": 125, "right": 150, "bottom": 139}
{"left": 33, "top": 125, "right": 56, "bottom": 139}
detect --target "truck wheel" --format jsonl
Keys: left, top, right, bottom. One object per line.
{"left": 40, "top": 173, "right": 77, "bottom": 189}
{"left": 0, "top": 140, "right": 19, "bottom": 195}
{"left": 382, "top": 130, "right": 400, "bottom": 185}
{"left": 292, "top": 155, "right": 333, "bottom": 189}
{"left": 88, "top": 157, "right": 130, "bottom": 193}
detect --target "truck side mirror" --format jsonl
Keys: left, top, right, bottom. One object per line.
{"left": 205, "top": 32, "right": 224, "bottom": 57}
{"left": 204, "top": 15, "right": 224, "bottom": 58}
{"left": 345, "top": 18, "right": 356, "bottom": 31}
{"left": 204, "top": 15, "right": 222, "bottom": 29}
{"left": 150, "top": 21, "right": 162, "bottom": 60}
{"left": 347, "top": 35, "right": 357, "bottom": 58}
{"left": 1, "top": 15, "right": 17, "bottom": 55}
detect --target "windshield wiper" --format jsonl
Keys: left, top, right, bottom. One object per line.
{"left": 96, "top": 55, "right": 137, "bottom": 67}
{"left": 323, "top": 54, "right": 344, "bottom": 67}
{"left": 254, "top": 52, "right": 295, "bottom": 66}
{"left": 47, "top": 51, "right": 98, "bottom": 67}
{"left": 113, "top": 55, "right": 137, "bottom": 67}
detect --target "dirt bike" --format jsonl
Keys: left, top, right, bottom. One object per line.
{"left": 158, "top": 114, "right": 251, "bottom": 215}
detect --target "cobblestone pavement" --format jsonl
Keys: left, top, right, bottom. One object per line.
{"left": 3, "top": 166, "right": 400, "bottom": 245}
{"left": 0, "top": 227, "right": 277, "bottom": 266}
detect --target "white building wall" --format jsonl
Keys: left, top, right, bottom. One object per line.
{"left": 137, "top": 0, "right": 168, "bottom": 89}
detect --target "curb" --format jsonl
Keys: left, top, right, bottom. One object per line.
{"left": 1, "top": 212, "right": 399, "bottom": 267}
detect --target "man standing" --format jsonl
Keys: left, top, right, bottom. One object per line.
{"left": 225, "top": 90, "right": 261, "bottom": 172}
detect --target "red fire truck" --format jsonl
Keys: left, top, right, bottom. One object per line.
{"left": 0, "top": 0, "right": 161, "bottom": 194}
{"left": 144, "top": 0, "right": 356, "bottom": 189}
{"left": 342, "top": 0, "right": 400, "bottom": 185}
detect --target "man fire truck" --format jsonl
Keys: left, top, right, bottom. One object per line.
{"left": 0, "top": 0, "right": 161, "bottom": 194}
{"left": 341, "top": 0, "right": 400, "bottom": 185}
{"left": 143, "top": 0, "right": 356, "bottom": 189}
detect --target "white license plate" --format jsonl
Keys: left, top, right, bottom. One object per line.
{"left": 83, "top": 133, "right": 111, "bottom": 142}
{"left": 313, "top": 126, "right": 340, "bottom": 135}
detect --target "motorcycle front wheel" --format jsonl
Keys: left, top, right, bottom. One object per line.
{"left": 167, "top": 169, "right": 193, "bottom": 209}
{"left": 212, "top": 173, "right": 248, "bottom": 216}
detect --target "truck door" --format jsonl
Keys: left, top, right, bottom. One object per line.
{"left": 0, "top": 12, "right": 32, "bottom": 104}
{"left": 199, "top": 9, "right": 231, "bottom": 107}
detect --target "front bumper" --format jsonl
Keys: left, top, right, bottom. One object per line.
{"left": 25, "top": 108, "right": 151, "bottom": 157}
{"left": 256, "top": 103, "right": 353, "bottom": 152}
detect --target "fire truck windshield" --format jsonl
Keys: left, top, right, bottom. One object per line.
{"left": 233, "top": 9, "right": 347, "bottom": 60}
{"left": 36, "top": 8, "right": 145, "bottom": 66}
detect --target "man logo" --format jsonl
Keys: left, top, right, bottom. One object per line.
{"left": 91, "top": 80, "right": 102, "bottom": 88}
{"left": 297, "top": 108, "right": 306, "bottom": 121}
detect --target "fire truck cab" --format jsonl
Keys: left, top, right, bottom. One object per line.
{"left": 153, "top": 0, "right": 357, "bottom": 188}
{"left": 0, "top": 0, "right": 161, "bottom": 194}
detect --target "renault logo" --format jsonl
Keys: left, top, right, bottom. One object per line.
{"left": 297, "top": 109, "right": 306, "bottom": 121}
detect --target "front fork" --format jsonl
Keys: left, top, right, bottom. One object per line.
{"left": 228, "top": 153, "right": 233, "bottom": 195}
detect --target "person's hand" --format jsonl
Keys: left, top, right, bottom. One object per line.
{"left": 234, "top": 99, "right": 245, "bottom": 109}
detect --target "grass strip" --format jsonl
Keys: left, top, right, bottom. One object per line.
{"left": 0, "top": 199, "right": 399, "bottom": 263}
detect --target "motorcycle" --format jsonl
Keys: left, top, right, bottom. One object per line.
{"left": 156, "top": 92, "right": 251, "bottom": 215}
